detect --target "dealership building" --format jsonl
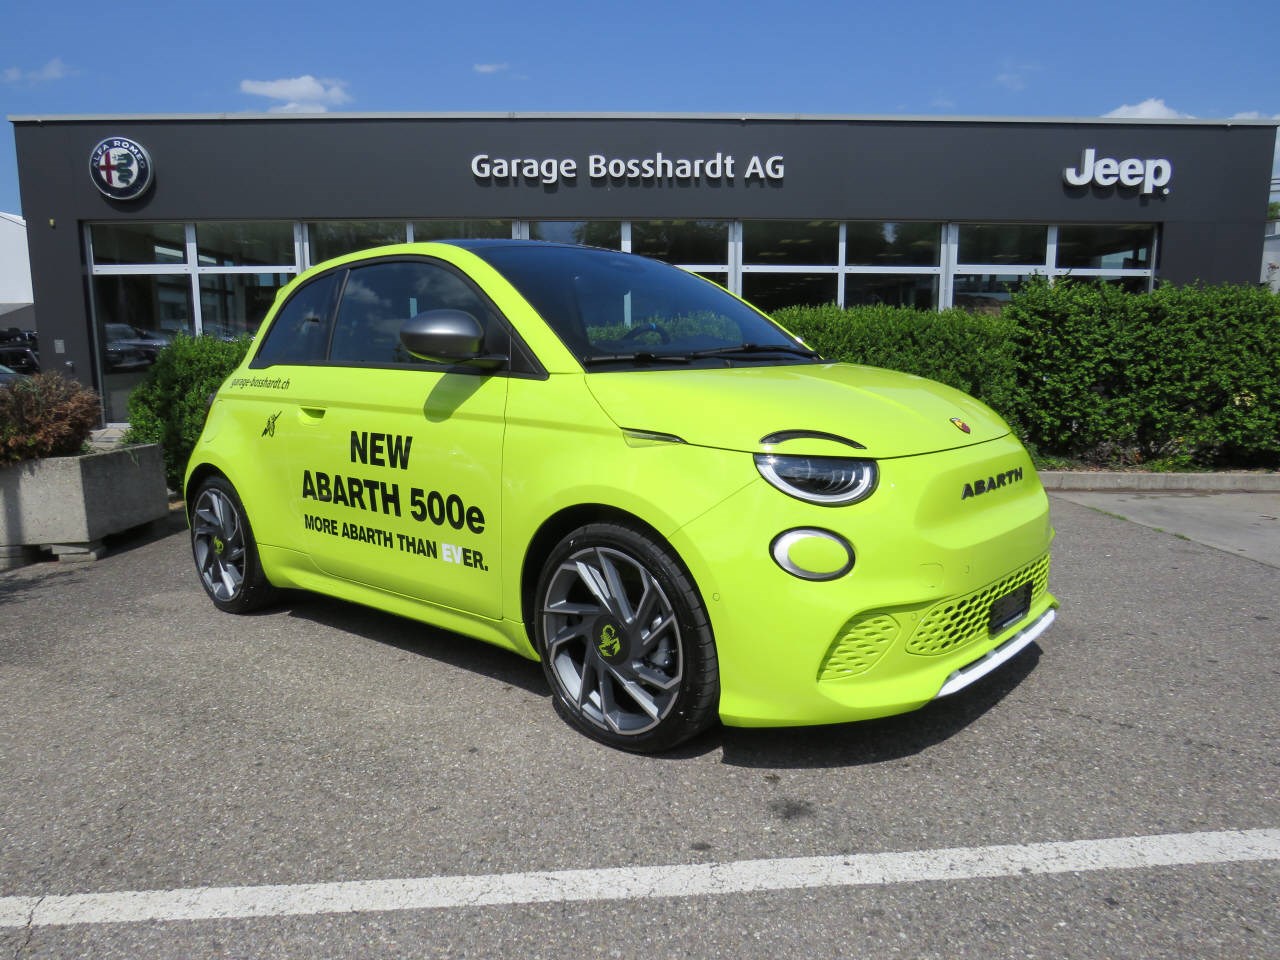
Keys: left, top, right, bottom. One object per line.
{"left": 10, "top": 112, "right": 1278, "bottom": 421}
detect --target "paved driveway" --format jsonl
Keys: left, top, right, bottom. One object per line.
{"left": 1, "top": 496, "right": 1276, "bottom": 958}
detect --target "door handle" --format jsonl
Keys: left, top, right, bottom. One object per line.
{"left": 299, "top": 406, "right": 326, "bottom": 421}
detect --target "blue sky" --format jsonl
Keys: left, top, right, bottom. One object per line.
{"left": 2, "top": 0, "right": 1277, "bottom": 216}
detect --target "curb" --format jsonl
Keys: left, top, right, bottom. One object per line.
{"left": 1040, "top": 471, "right": 1280, "bottom": 493}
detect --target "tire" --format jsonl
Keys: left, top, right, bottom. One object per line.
{"left": 190, "top": 476, "right": 278, "bottom": 614}
{"left": 534, "top": 522, "right": 719, "bottom": 752}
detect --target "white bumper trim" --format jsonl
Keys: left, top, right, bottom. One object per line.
{"left": 935, "top": 608, "right": 1056, "bottom": 698}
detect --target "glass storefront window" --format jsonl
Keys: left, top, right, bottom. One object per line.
{"left": 93, "top": 274, "right": 194, "bottom": 420}
{"left": 199, "top": 273, "right": 292, "bottom": 339}
{"left": 743, "top": 221, "right": 839, "bottom": 266}
{"left": 844, "top": 274, "right": 939, "bottom": 309}
{"left": 196, "top": 222, "right": 295, "bottom": 267}
{"left": 953, "top": 274, "right": 1039, "bottom": 313}
{"left": 528, "top": 221, "right": 621, "bottom": 248}
{"left": 308, "top": 221, "right": 407, "bottom": 263}
{"left": 742, "top": 273, "right": 838, "bottom": 312}
{"left": 410, "top": 220, "right": 513, "bottom": 241}
{"left": 691, "top": 272, "right": 728, "bottom": 289}
{"left": 90, "top": 223, "right": 186, "bottom": 265}
{"left": 846, "top": 222, "right": 941, "bottom": 267}
{"left": 1056, "top": 224, "right": 1154, "bottom": 270}
{"left": 957, "top": 224, "right": 1048, "bottom": 266}
{"left": 631, "top": 220, "right": 730, "bottom": 265}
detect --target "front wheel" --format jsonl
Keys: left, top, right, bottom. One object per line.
{"left": 534, "top": 522, "right": 719, "bottom": 752}
{"left": 190, "top": 476, "right": 277, "bottom": 614}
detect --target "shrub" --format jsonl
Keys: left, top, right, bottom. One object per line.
{"left": 0, "top": 373, "right": 102, "bottom": 465}
{"left": 772, "top": 303, "right": 1020, "bottom": 424}
{"left": 1006, "top": 278, "right": 1280, "bottom": 468}
{"left": 122, "top": 335, "right": 252, "bottom": 489}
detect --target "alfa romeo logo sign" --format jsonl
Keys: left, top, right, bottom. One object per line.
{"left": 89, "top": 137, "right": 154, "bottom": 201}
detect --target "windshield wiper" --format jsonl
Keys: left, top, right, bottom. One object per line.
{"left": 686, "top": 342, "right": 822, "bottom": 361}
{"left": 580, "top": 343, "right": 821, "bottom": 367}
{"left": 580, "top": 352, "right": 693, "bottom": 367}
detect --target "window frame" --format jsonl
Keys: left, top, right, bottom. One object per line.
{"left": 249, "top": 254, "right": 545, "bottom": 379}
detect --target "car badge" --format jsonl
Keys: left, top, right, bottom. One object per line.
{"left": 89, "top": 136, "right": 155, "bottom": 201}
{"left": 950, "top": 417, "right": 971, "bottom": 434}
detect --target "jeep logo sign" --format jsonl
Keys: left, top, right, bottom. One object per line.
{"left": 1063, "top": 148, "right": 1172, "bottom": 195}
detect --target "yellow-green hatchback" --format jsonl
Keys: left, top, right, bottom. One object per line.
{"left": 186, "top": 240, "right": 1057, "bottom": 752}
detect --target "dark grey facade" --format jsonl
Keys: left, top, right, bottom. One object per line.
{"left": 10, "top": 112, "right": 1278, "bottom": 421}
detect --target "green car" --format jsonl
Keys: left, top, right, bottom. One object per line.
{"left": 185, "top": 240, "right": 1057, "bottom": 752}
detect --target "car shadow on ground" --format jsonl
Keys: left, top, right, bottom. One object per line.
{"left": 279, "top": 591, "right": 552, "bottom": 697}
{"left": 266, "top": 587, "right": 1041, "bottom": 766}
{"left": 712, "top": 647, "right": 1041, "bottom": 769}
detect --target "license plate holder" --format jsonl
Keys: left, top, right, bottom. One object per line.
{"left": 988, "top": 582, "right": 1032, "bottom": 635}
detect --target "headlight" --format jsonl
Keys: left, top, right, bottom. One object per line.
{"left": 753, "top": 454, "right": 878, "bottom": 506}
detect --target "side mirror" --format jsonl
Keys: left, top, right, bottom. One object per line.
{"left": 399, "top": 310, "right": 485, "bottom": 362}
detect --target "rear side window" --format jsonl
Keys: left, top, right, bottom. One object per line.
{"left": 252, "top": 272, "right": 340, "bottom": 366}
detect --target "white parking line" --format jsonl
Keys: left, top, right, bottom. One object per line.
{"left": 2, "top": 829, "right": 1277, "bottom": 929}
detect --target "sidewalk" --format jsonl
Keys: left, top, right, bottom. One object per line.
{"left": 1041, "top": 471, "right": 1280, "bottom": 493}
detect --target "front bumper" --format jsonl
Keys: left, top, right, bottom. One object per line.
{"left": 669, "top": 433, "right": 1058, "bottom": 727}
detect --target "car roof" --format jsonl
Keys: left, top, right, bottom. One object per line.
{"left": 441, "top": 239, "right": 626, "bottom": 254}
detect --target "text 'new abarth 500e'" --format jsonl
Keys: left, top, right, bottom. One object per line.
{"left": 186, "top": 240, "right": 1057, "bottom": 752}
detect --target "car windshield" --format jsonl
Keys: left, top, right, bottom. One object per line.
{"left": 469, "top": 244, "right": 819, "bottom": 369}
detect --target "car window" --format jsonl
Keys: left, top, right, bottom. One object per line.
{"left": 329, "top": 260, "right": 498, "bottom": 365}
{"left": 472, "top": 244, "right": 807, "bottom": 366}
{"left": 253, "top": 271, "right": 341, "bottom": 366}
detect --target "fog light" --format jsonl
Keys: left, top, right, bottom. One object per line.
{"left": 770, "top": 528, "right": 855, "bottom": 582}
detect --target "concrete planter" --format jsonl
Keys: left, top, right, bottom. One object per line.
{"left": 0, "top": 444, "right": 170, "bottom": 570}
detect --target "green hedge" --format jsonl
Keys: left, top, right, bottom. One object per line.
{"left": 1005, "top": 278, "right": 1280, "bottom": 468}
{"left": 122, "top": 335, "right": 252, "bottom": 489}
{"left": 773, "top": 280, "right": 1280, "bottom": 470}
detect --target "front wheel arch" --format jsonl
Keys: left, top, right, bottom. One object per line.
{"left": 521, "top": 504, "right": 697, "bottom": 646}
{"left": 531, "top": 518, "right": 720, "bottom": 752}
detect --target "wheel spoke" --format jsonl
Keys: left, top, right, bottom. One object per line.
{"left": 604, "top": 664, "right": 662, "bottom": 720}
{"left": 576, "top": 655, "right": 597, "bottom": 709}
{"left": 543, "top": 597, "right": 603, "bottom": 618}
{"left": 635, "top": 612, "right": 675, "bottom": 656}
{"left": 597, "top": 549, "right": 635, "bottom": 623}
{"left": 631, "top": 582, "right": 659, "bottom": 632}
{"left": 218, "top": 560, "right": 243, "bottom": 598}
{"left": 597, "top": 670, "right": 623, "bottom": 732}
{"left": 546, "top": 622, "right": 588, "bottom": 657}
{"left": 574, "top": 559, "right": 621, "bottom": 620}
{"left": 631, "top": 661, "right": 680, "bottom": 692}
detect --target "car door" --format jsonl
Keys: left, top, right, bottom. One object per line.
{"left": 254, "top": 256, "right": 509, "bottom": 620}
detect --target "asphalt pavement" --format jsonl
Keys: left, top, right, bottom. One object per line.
{"left": 1, "top": 492, "right": 1276, "bottom": 958}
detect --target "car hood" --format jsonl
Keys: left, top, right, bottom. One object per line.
{"left": 585, "top": 362, "right": 1009, "bottom": 458}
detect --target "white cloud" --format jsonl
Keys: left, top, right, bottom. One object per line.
{"left": 1103, "top": 98, "right": 1194, "bottom": 120}
{"left": 240, "top": 75, "right": 351, "bottom": 112}
{"left": 994, "top": 62, "right": 1039, "bottom": 93}
{"left": 2, "top": 57, "right": 70, "bottom": 84}
{"left": 473, "top": 63, "right": 510, "bottom": 75}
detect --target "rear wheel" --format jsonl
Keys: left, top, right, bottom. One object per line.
{"left": 535, "top": 522, "right": 718, "bottom": 752}
{"left": 190, "top": 476, "right": 277, "bottom": 614}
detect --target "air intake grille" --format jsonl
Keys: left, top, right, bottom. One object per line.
{"left": 818, "top": 614, "right": 899, "bottom": 681}
{"left": 906, "top": 554, "right": 1051, "bottom": 656}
